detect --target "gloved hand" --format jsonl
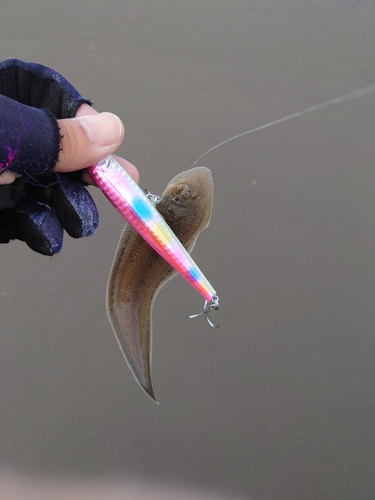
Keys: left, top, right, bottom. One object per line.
{"left": 0, "top": 59, "right": 99, "bottom": 255}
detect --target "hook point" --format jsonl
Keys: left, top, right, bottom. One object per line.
{"left": 187, "top": 295, "right": 219, "bottom": 328}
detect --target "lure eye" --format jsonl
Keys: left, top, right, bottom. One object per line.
{"left": 174, "top": 195, "right": 182, "bottom": 204}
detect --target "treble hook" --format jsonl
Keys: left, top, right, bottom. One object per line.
{"left": 187, "top": 294, "right": 220, "bottom": 328}
{"left": 144, "top": 189, "right": 161, "bottom": 205}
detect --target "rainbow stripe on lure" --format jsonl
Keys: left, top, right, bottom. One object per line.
{"left": 88, "top": 156, "right": 219, "bottom": 310}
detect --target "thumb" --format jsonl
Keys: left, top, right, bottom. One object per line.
{"left": 55, "top": 112, "right": 124, "bottom": 172}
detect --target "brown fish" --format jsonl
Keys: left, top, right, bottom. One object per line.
{"left": 106, "top": 167, "right": 214, "bottom": 402}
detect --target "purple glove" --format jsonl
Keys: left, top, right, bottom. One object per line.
{"left": 0, "top": 59, "right": 99, "bottom": 255}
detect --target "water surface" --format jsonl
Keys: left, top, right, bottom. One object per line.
{"left": 1, "top": 1, "right": 375, "bottom": 499}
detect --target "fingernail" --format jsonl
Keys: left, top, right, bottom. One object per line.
{"left": 79, "top": 112, "right": 124, "bottom": 147}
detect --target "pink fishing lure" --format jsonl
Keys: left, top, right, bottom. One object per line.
{"left": 88, "top": 156, "right": 219, "bottom": 311}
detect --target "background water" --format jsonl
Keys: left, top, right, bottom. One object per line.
{"left": 1, "top": 1, "right": 375, "bottom": 499}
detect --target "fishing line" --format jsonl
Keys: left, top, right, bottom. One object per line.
{"left": 190, "top": 82, "right": 375, "bottom": 169}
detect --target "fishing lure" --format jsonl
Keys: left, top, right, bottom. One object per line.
{"left": 88, "top": 156, "right": 219, "bottom": 321}
{"left": 106, "top": 167, "right": 215, "bottom": 401}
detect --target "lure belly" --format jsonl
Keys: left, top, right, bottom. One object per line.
{"left": 88, "top": 156, "right": 218, "bottom": 309}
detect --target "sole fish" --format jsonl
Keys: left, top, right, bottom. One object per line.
{"left": 106, "top": 167, "right": 214, "bottom": 402}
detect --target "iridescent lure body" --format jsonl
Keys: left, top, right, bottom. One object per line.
{"left": 88, "top": 156, "right": 219, "bottom": 314}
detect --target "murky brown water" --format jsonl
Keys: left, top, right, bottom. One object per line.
{"left": 1, "top": 1, "right": 375, "bottom": 499}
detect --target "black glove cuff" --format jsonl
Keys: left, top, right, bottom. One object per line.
{"left": 0, "top": 58, "right": 92, "bottom": 118}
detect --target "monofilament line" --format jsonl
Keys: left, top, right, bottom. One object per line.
{"left": 190, "top": 83, "right": 375, "bottom": 169}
